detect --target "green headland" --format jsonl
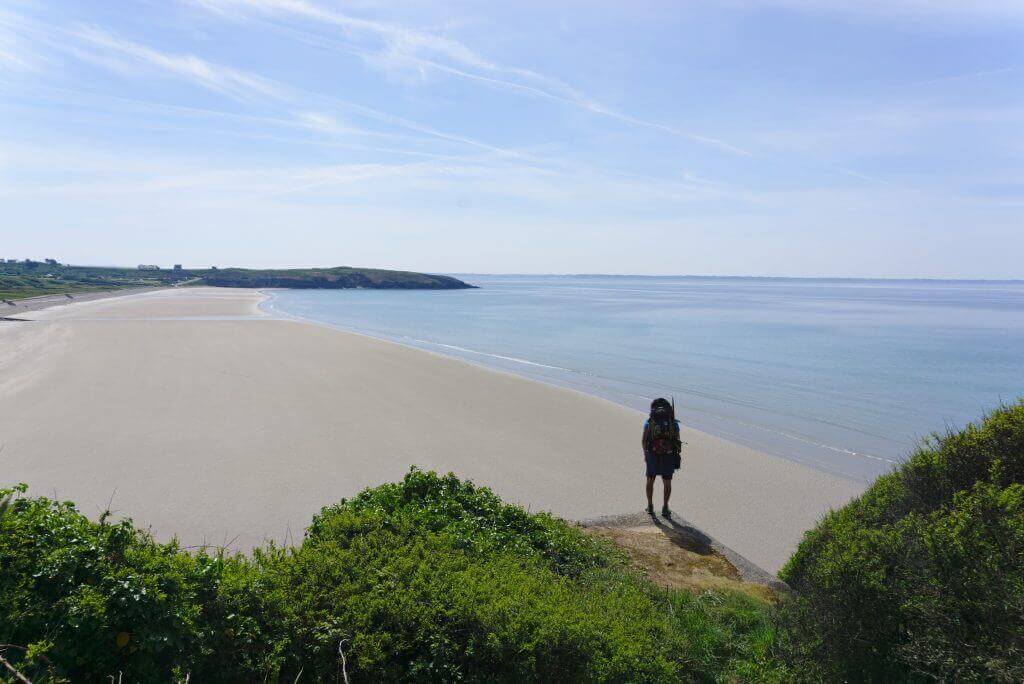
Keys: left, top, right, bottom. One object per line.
{"left": 0, "top": 260, "right": 472, "bottom": 300}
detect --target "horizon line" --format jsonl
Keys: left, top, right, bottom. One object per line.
{"left": 448, "top": 273, "right": 1024, "bottom": 283}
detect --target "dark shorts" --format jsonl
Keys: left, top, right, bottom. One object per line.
{"left": 645, "top": 454, "right": 674, "bottom": 479}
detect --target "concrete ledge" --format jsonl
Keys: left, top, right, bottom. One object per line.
{"left": 580, "top": 511, "right": 792, "bottom": 594}
{"left": 1, "top": 288, "right": 163, "bottom": 316}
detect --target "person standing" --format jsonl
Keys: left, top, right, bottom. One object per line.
{"left": 642, "top": 397, "right": 682, "bottom": 517}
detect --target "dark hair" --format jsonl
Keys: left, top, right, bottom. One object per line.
{"left": 650, "top": 397, "right": 674, "bottom": 420}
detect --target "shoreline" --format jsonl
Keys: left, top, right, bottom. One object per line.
{"left": 259, "top": 290, "right": 885, "bottom": 483}
{"left": 0, "top": 288, "right": 865, "bottom": 572}
{"left": 259, "top": 291, "right": 860, "bottom": 490}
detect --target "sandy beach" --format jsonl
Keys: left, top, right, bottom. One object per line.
{"left": 0, "top": 287, "right": 864, "bottom": 572}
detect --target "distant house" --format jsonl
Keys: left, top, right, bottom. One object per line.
{"left": 138, "top": 264, "right": 161, "bottom": 271}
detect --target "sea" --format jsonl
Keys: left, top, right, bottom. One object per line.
{"left": 263, "top": 275, "right": 1024, "bottom": 482}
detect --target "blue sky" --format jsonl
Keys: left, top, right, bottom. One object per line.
{"left": 1, "top": 0, "right": 1022, "bottom": 277}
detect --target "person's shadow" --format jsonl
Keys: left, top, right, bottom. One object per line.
{"left": 644, "top": 513, "right": 718, "bottom": 556}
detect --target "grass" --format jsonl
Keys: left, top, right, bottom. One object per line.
{"left": 0, "top": 263, "right": 175, "bottom": 300}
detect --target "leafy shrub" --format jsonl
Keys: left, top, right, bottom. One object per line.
{"left": 322, "top": 467, "right": 620, "bottom": 576}
{"left": 0, "top": 484, "right": 209, "bottom": 681}
{"left": 779, "top": 402, "right": 1024, "bottom": 682}
{"left": 0, "top": 470, "right": 782, "bottom": 682}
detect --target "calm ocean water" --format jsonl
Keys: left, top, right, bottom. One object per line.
{"left": 264, "top": 276, "right": 1024, "bottom": 482}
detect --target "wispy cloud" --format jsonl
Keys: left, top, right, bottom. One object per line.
{"left": 284, "top": 82, "right": 552, "bottom": 162}
{"left": 0, "top": 136, "right": 737, "bottom": 210}
{"left": 835, "top": 167, "right": 898, "bottom": 188}
{"left": 186, "top": 0, "right": 753, "bottom": 155}
{"left": 279, "top": 24, "right": 755, "bottom": 157}
{"left": 189, "top": 0, "right": 582, "bottom": 97}
{"left": 0, "top": 9, "right": 38, "bottom": 72}
{"left": 71, "top": 25, "right": 286, "bottom": 101}
{"left": 0, "top": 41, "right": 33, "bottom": 73}
{"left": 4, "top": 9, "right": 542, "bottom": 162}
{"left": 913, "top": 66, "right": 1022, "bottom": 87}
{"left": 726, "top": 0, "right": 1024, "bottom": 21}
{"left": 291, "top": 110, "right": 384, "bottom": 138}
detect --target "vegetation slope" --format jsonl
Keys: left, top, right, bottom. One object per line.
{"left": 0, "top": 261, "right": 470, "bottom": 300}
{"left": 779, "top": 401, "right": 1024, "bottom": 682}
{"left": 0, "top": 262, "right": 189, "bottom": 299}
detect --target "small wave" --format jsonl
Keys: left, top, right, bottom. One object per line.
{"left": 753, "top": 425, "right": 899, "bottom": 464}
{"left": 689, "top": 407, "right": 900, "bottom": 464}
{"left": 409, "top": 337, "right": 898, "bottom": 465}
{"left": 410, "top": 338, "right": 584, "bottom": 374}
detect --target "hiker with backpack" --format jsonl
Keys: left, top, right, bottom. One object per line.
{"left": 642, "top": 397, "right": 682, "bottom": 517}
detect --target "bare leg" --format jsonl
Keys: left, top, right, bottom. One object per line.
{"left": 663, "top": 478, "right": 672, "bottom": 508}
{"left": 645, "top": 476, "right": 655, "bottom": 509}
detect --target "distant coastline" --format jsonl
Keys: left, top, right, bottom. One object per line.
{"left": 0, "top": 260, "right": 473, "bottom": 300}
{"left": 202, "top": 266, "right": 473, "bottom": 290}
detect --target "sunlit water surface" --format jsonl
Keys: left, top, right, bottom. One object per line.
{"left": 265, "top": 276, "right": 1024, "bottom": 482}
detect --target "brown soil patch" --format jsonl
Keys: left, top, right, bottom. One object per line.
{"left": 589, "top": 524, "right": 777, "bottom": 602}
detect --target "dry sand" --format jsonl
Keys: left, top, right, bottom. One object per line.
{"left": 0, "top": 287, "right": 864, "bottom": 572}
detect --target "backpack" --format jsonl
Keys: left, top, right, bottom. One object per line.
{"left": 648, "top": 412, "right": 682, "bottom": 469}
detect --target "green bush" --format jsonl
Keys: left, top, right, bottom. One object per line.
{"left": 0, "top": 484, "right": 209, "bottom": 681}
{"left": 323, "top": 467, "right": 619, "bottom": 576}
{"left": 0, "top": 470, "right": 782, "bottom": 682}
{"left": 779, "top": 401, "right": 1024, "bottom": 682}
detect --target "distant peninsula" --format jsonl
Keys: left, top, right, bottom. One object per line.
{"left": 200, "top": 267, "right": 473, "bottom": 290}
{"left": 0, "top": 260, "right": 473, "bottom": 300}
